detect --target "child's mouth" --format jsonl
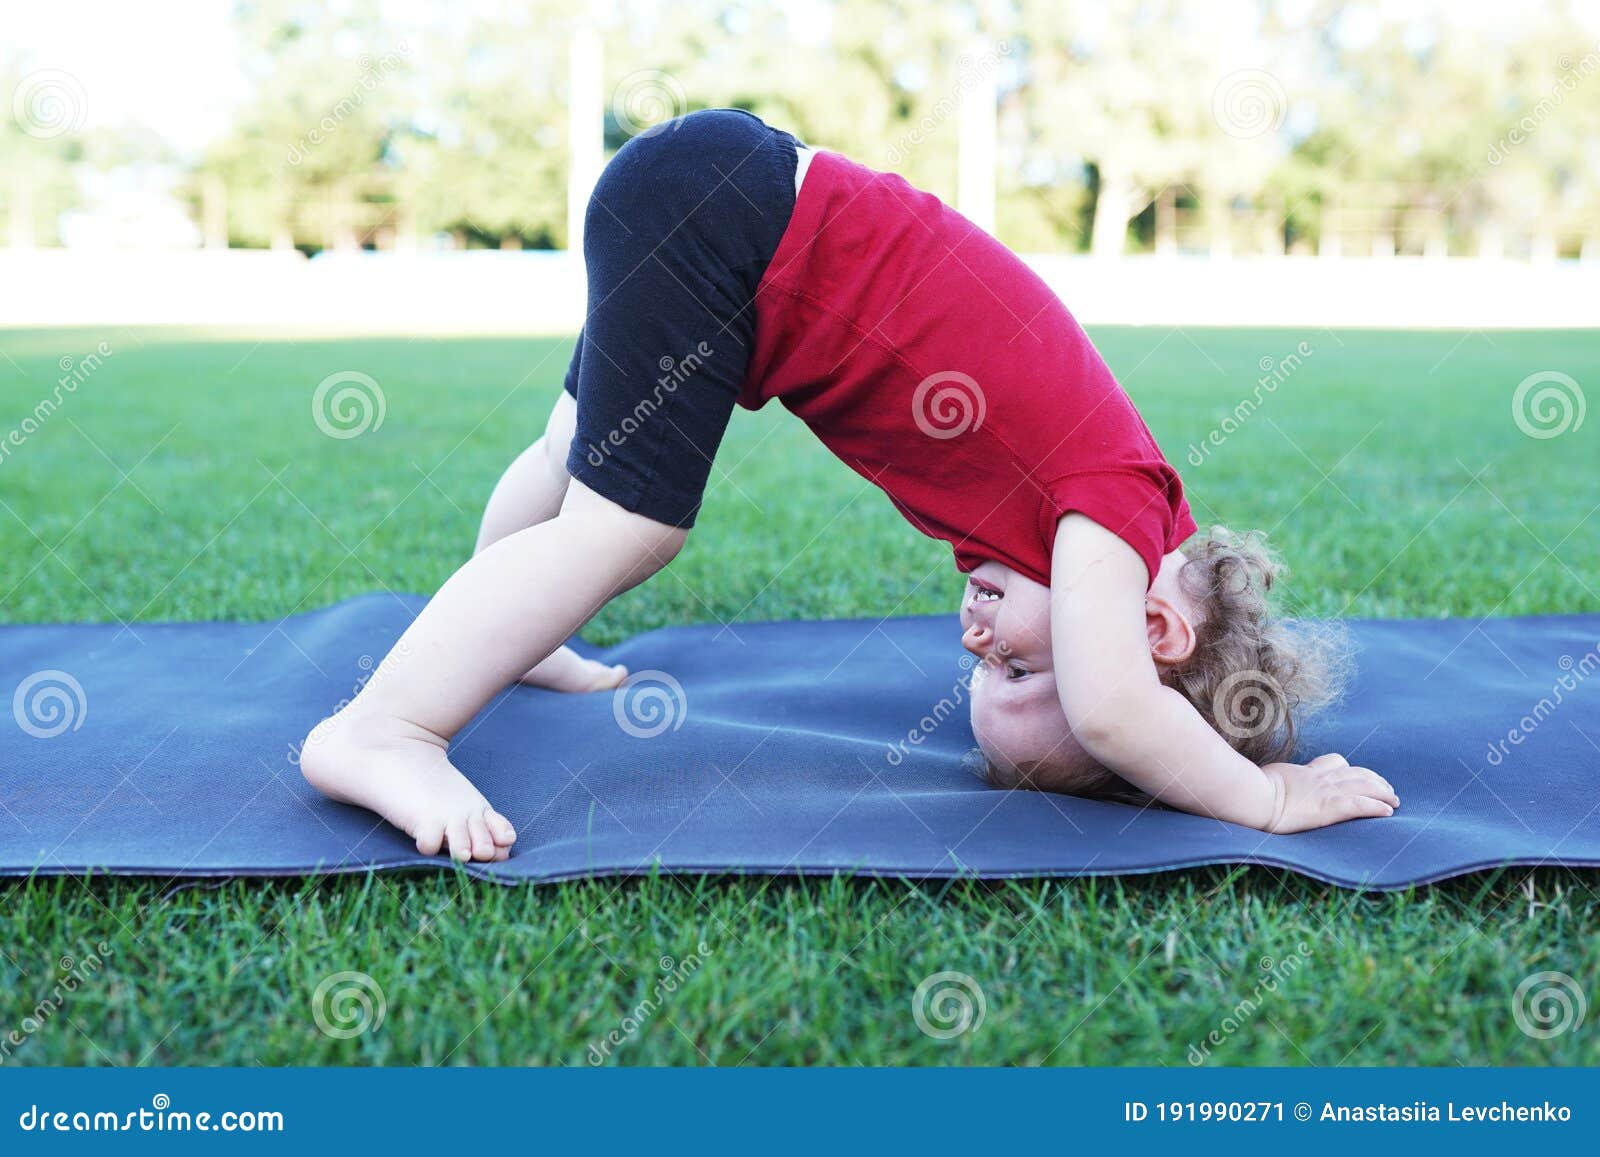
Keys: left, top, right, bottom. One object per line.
{"left": 968, "top": 576, "right": 1003, "bottom": 599}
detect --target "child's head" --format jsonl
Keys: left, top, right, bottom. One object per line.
{"left": 963, "top": 527, "right": 1348, "bottom": 799}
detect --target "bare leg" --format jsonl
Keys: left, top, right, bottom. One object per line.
{"left": 474, "top": 391, "right": 627, "bottom": 692}
{"left": 301, "top": 479, "right": 687, "bottom": 860}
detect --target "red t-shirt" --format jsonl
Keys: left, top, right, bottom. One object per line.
{"left": 739, "top": 149, "right": 1196, "bottom": 587}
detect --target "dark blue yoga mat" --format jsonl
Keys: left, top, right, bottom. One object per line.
{"left": 2, "top": 594, "right": 1597, "bottom": 890}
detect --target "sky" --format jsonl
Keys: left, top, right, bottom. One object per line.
{"left": 5, "top": 0, "right": 244, "bottom": 153}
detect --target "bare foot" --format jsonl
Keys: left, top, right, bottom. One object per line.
{"left": 518, "top": 645, "right": 628, "bottom": 693}
{"left": 300, "top": 712, "right": 517, "bottom": 862}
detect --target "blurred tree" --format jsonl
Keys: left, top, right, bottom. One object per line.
{"left": 400, "top": 2, "right": 571, "bottom": 248}
{"left": 1011, "top": 0, "right": 1212, "bottom": 256}
{"left": 200, "top": 0, "right": 404, "bottom": 250}
{"left": 1, "top": 57, "right": 85, "bottom": 248}
{"left": 170, "top": 0, "right": 1600, "bottom": 260}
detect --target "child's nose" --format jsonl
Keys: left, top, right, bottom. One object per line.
{"left": 962, "top": 622, "right": 993, "bottom": 657}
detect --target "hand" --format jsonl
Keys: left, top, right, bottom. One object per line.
{"left": 1260, "top": 753, "right": 1399, "bottom": 834}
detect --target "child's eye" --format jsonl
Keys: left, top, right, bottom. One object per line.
{"left": 1006, "top": 665, "right": 1027, "bottom": 680}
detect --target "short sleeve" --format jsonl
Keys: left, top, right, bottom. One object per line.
{"left": 1039, "top": 467, "right": 1196, "bottom": 588}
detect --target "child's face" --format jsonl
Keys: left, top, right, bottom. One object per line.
{"left": 959, "top": 562, "right": 1093, "bottom": 777}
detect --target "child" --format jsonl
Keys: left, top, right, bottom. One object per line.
{"left": 302, "top": 109, "right": 1397, "bottom": 861}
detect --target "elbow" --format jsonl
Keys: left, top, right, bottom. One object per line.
{"left": 1068, "top": 704, "right": 1142, "bottom": 764}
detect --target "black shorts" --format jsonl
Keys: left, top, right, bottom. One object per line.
{"left": 563, "top": 108, "right": 804, "bottom": 527}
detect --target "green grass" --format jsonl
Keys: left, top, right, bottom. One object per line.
{"left": 2, "top": 325, "right": 1597, "bottom": 1066}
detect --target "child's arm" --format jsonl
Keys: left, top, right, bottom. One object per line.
{"left": 1050, "top": 513, "right": 1396, "bottom": 832}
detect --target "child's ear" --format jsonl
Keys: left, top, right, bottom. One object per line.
{"left": 1145, "top": 594, "right": 1197, "bottom": 667}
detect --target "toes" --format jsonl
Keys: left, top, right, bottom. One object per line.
{"left": 467, "top": 811, "right": 496, "bottom": 861}
{"left": 444, "top": 818, "right": 472, "bottom": 862}
{"left": 597, "top": 663, "right": 628, "bottom": 691}
{"left": 485, "top": 807, "right": 517, "bottom": 847}
{"left": 414, "top": 822, "right": 446, "bottom": 858}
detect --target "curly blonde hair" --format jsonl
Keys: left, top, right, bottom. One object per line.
{"left": 979, "top": 526, "right": 1350, "bottom": 799}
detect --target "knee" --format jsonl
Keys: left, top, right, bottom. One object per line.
{"left": 620, "top": 522, "right": 687, "bottom": 580}
{"left": 539, "top": 395, "right": 577, "bottom": 478}
{"left": 584, "top": 111, "right": 739, "bottom": 245}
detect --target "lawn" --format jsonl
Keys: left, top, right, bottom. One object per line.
{"left": 1, "top": 325, "right": 1597, "bottom": 1066}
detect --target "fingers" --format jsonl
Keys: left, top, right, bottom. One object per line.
{"left": 1335, "top": 793, "right": 1395, "bottom": 821}
{"left": 1312, "top": 752, "right": 1400, "bottom": 810}
{"left": 1343, "top": 765, "right": 1399, "bottom": 808}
